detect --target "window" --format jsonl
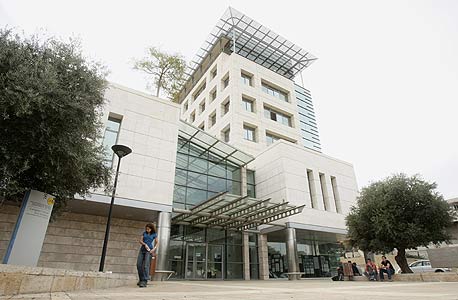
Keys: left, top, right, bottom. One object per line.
{"left": 247, "top": 169, "right": 255, "bottom": 198}
{"left": 243, "top": 125, "right": 256, "bottom": 142}
{"left": 222, "top": 73, "right": 230, "bottom": 89}
{"left": 331, "top": 176, "right": 341, "bottom": 214}
{"left": 241, "top": 72, "right": 252, "bottom": 86}
{"left": 222, "top": 127, "right": 230, "bottom": 142}
{"left": 307, "top": 170, "right": 317, "bottom": 209}
{"left": 242, "top": 97, "right": 254, "bottom": 113}
{"left": 210, "top": 88, "right": 217, "bottom": 102}
{"left": 209, "top": 111, "right": 216, "bottom": 128}
{"left": 262, "top": 82, "right": 288, "bottom": 102}
{"left": 199, "top": 99, "right": 206, "bottom": 114}
{"left": 211, "top": 67, "right": 217, "bottom": 79}
{"left": 103, "top": 116, "right": 122, "bottom": 167}
{"left": 190, "top": 111, "right": 195, "bottom": 123}
{"left": 183, "top": 101, "right": 188, "bottom": 112}
{"left": 264, "top": 106, "right": 292, "bottom": 127}
{"left": 266, "top": 133, "right": 279, "bottom": 146}
{"left": 198, "top": 122, "right": 205, "bottom": 130}
{"left": 193, "top": 82, "right": 206, "bottom": 100}
{"left": 319, "top": 173, "right": 330, "bottom": 211}
{"left": 222, "top": 98, "right": 230, "bottom": 116}
{"left": 266, "top": 132, "right": 295, "bottom": 146}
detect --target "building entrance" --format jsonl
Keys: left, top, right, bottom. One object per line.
{"left": 185, "top": 243, "right": 223, "bottom": 280}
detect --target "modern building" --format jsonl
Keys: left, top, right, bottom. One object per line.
{"left": 1, "top": 7, "right": 358, "bottom": 280}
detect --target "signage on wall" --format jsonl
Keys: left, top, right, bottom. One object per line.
{"left": 3, "top": 190, "right": 55, "bottom": 266}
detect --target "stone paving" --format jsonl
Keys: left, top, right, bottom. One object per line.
{"left": 2, "top": 279, "right": 458, "bottom": 300}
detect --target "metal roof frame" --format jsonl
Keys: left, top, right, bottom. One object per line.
{"left": 185, "top": 7, "right": 316, "bottom": 83}
{"left": 172, "top": 192, "right": 304, "bottom": 231}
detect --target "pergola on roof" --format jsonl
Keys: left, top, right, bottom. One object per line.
{"left": 177, "top": 7, "right": 317, "bottom": 103}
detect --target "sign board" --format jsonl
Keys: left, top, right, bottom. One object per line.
{"left": 427, "top": 247, "right": 458, "bottom": 268}
{"left": 3, "top": 190, "right": 55, "bottom": 266}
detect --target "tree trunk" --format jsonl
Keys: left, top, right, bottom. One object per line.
{"left": 395, "top": 248, "right": 412, "bottom": 273}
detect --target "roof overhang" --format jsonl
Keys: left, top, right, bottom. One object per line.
{"left": 178, "top": 120, "right": 254, "bottom": 166}
{"left": 176, "top": 7, "right": 317, "bottom": 103}
{"left": 172, "top": 192, "right": 305, "bottom": 231}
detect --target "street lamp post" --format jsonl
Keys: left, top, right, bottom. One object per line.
{"left": 99, "top": 144, "right": 132, "bottom": 272}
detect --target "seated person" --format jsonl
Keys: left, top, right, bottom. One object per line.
{"left": 332, "top": 266, "right": 345, "bottom": 281}
{"left": 379, "top": 255, "right": 395, "bottom": 281}
{"left": 351, "top": 262, "right": 362, "bottom": 276}
{"left": 364, "top": 258, "right": 378, "bottom": 281}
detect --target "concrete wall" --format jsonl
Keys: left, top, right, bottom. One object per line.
{"left": 89, "top": 83, "right": 180, "bottom": 212}
{"left": 1, "top": 204, "right": 145, "bottom": 274}
{"left": 252, "top": 140, "right": 358, "bottom": 232}
{"left": 180, "top": 52, "right": 304, "bottom": 157}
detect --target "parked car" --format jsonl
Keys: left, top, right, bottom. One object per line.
{"left": 398, "top": 260, "right": 451, "bottom": 273}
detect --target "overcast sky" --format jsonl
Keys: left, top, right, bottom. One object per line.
{"left": 1, "top": 0, "right": 457, "bottom": 199}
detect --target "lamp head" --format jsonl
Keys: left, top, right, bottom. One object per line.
{"left": 111, "top": 144, "right": 132, "bottom": 158}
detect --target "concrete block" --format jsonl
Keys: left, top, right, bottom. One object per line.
{"left": 51, "top": 275, "right": 77, "bottom": 292}
{"left": 19, "top": 274, "right": 53, "bottom": 294}
{"left": 74, "top": 276, "right": 95, "bottom": 290}
{"left": 0, "top": 272, "right": 22, "bottom": 295}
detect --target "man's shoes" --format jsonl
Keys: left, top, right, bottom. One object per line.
{"left": 139, "top": 281, "right": 147, "bottom": 288}
{"left": 137, "top": 281, "right": 140, "bottom": 286}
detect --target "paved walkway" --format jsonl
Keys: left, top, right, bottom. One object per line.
{"left": 2, "top": 280, "right": 458, "bottom": 300}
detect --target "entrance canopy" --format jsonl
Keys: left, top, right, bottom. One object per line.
{"left": 172, "top": 192, "right": 304, "bottom": 231}
{"left": 179, "top": 120, "right": 254, "bottom": 166}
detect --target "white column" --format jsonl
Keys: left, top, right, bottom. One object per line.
{"left": 257, "top": 234, "right": 269, "bottom": 280}
{"left": 155, "top": 211, "right": 171, "bottom": 280}
{"left": 243, "top": 232, "right": 250, "bottom": 280}
{"left": 286, "top": 227, "right": 299, "bottom": 280}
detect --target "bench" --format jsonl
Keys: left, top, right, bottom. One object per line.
{"left": 154, "top": 270, "right": 176, "bottom": 281}
{"left": 286, "top": 272, "right": 305, "bottom": 280}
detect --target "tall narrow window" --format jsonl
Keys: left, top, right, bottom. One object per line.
{"left": 319, "top": 173, "right": 329, "bottom": 211}
{"left": 222, "top": 73, "right": 230, "bottom": 89}
{"left": 331, "top": 176, "right": 341, "bottom": 213}
{"left": 183, "top": 101, "right": 188, "bottom": 112}
{"left": 190, "top": 111, "right": 196, "bottom": 123}
{"left": 193, "top": 82, "right": 206, "bottom": 101}
{"left": 242, "top": 97, "right": 254, "bottom": 112}
{"left": 199, "top": 99, "right": 206, "bottom": 114}
{"left": 243, "top": 125, "right": 256, "bottom": 142}
{"left": 241, "top": 72, "right": 252, "bottom": 86}
{"left": 103, "top": 116, "right": 122, "bottom": 167}
{"left": 209, "top": 111, "right": 216, "bottom": 128}
{"left": 222, "top": 98, "right": 230, "bottom": 116}
{"left": 222, "top": 127, "right": 230, "bottom": 142}
{"left": 211, "top": 66, "right": 217, "bottom": 79}
{"left": 247, "top": 169, "right": 256, "bottom": 198}
{"left": 210, "top": 88, "right": 217, "bottom": 102}
{"left": 306, "top": 169, "right": 316, "bottom": 209}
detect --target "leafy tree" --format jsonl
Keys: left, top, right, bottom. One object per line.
{"left": 346, "top": 174, "right": 455, "bottom": 273}
{"left": 0, "top": 29, "right": 111, "bottom": 213}
{"left": 133, "top": 46, "right": 186, "bottom": 100}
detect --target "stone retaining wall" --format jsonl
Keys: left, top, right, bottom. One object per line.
{"left": 0, "top": 264, "right": 137, "bottom": 296}
{"left": 1, "top": 204, "right": 147, "bottom": 274}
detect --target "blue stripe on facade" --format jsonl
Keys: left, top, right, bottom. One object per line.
{"left": 295, "top": 84, "right": 321, "bottom": 152}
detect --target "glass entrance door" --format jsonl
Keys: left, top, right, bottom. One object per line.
{"left": 185, "top": 243, "right": 224, "bottom": 280}
{"left": 207, "top": 244, "right": 223, "bottom": 279}
{"left": 186, "top": 243, "right": 207, "bottom": 279}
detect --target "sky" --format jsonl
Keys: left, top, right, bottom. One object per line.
{"left": 1, "top": 0, "right": 457, "bottom": 199}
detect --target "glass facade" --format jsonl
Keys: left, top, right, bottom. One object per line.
{"left": 168, "top": 225, "right": 244, "bottom": 280}
{"left": 297, "top": 239, "right": 342, "bottom": 278}
{"left": 295, "top": 84, "right": 321, "bottom": 152}
{"left": 174, "top": 137, "right": 242, "bottom": 210}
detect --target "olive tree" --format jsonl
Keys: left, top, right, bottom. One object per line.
{"left": 346, "top": 174, "right": 454, "bottom": 273}
{"left": 133, "top": 46, "right": 186, "bottom": 100}
{"left": 0, "top": 29, "right": 111, "bottom": 213}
